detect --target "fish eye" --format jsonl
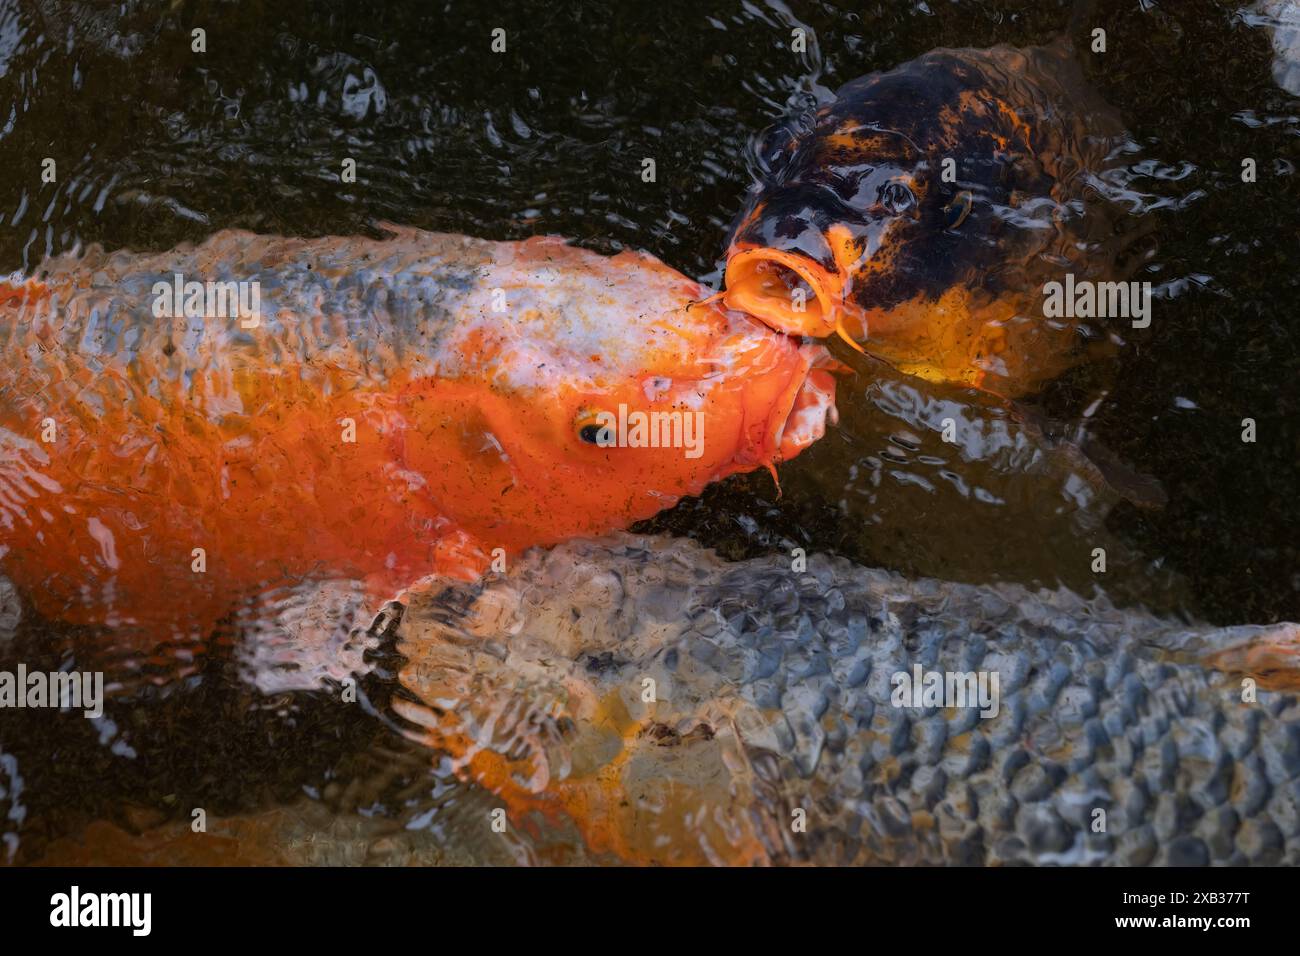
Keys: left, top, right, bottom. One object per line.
{"left": 943, "top": 190, "right": 974, "bottom": 230}
{"left": 574, "top": 411, "right": 609, "bottom": 446}
{"left": 880, "top": 180, "right": 917, "bottom": 216}
{"left": 755, "top": 124, "right": 796, "bottom": 178}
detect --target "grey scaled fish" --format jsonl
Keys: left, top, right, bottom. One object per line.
{"left": 393, "top": 533, "right": 1300, "bottom": 866}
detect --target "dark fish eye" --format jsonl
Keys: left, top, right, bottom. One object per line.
{"left": 575, "top": 409, "right": 610, "bottom": 446}
{"left": 753, "top": 122, "right": 798, "bottom": 179}
{"left": 944, "top": 190, "right": 974, "bottom": 229}
{"left": 759, "top": 125, "right": 791, "bottom": 157}
{"left": 880, "top": 180, "right": 916, "bottom": 216}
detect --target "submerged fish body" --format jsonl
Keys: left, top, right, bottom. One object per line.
{"left": 395, "top": 534, "right": 1300, "bottom": 866}
{"left": 0, "top": 227, "right": 836, "bottom": 653}
{"left": 724, "top": 43, "right": 1138, "bottom": 397}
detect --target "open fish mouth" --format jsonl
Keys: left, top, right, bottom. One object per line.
{"left": 724, "top": 246, "right": 871, "bottom": 360}
{"left": 771, "top": 346, "right": 840, "bottom": 463}
{"left": 724, "top": 246, "right": 841, "bottom": 340}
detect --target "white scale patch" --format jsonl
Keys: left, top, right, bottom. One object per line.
{"left": 432, "top": 258, "right": 745, "bottom": 391}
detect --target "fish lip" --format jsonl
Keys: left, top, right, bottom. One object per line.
{"left": 723, "top": 247, "right": 839, "bottom": 339}
{"left": 769, "top": 343, "right": 840, "bottom": 463}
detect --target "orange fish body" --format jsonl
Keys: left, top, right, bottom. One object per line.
{"left": 0, "top": 226, "right": 835, "bottom": 656}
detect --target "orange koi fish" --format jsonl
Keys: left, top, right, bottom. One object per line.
{"left": 0, "top": 225, "right": 836, "bottom": 665}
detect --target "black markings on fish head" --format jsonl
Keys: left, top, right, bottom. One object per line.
{"left": 727, "top": 52, "right": 1054, "bottom": 322}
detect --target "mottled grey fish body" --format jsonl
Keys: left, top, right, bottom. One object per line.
{"left": 397, "top": 533, "right": 1300, "bottom": 866}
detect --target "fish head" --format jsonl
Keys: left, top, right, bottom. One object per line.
{"left": 399, "top": 238, "right": 838, "bottom": 551}
{"left": 722, "top": 49, "right": 1108, "bottom": 394}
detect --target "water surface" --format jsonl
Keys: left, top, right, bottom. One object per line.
{"left": 1, "top": 0, "right": 1297, "bottom": 864}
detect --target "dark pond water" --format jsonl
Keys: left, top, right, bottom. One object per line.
{"left": 0, "top": 0, "right": 1297, "bottom": 864}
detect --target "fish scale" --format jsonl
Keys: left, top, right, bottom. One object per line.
{"left": 395, "top": 533, "right": 1300, "bottom": 865}
{"left": 0, "top": 229, "right": 486, "bottom": 406}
